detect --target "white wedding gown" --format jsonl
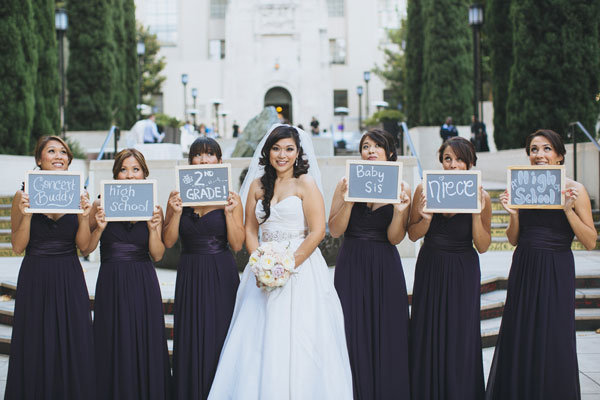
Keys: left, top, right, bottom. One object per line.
{"left": 208, "top": 196, "right": 353, "bottom": 400}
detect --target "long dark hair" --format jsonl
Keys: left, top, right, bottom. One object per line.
{"left": 438, "top": 136, "right": 477, "bottom": 168}
{"left": 258, "top": 125, "right": 309, "bottom": 223}
{"left": 525, "top": 129, "right": 566, "bottom": 165}
{"left": 188, "top": 137, "right": 222, "bottom": 164}
{"left": 359, "top": 128, "right": 398, "bottom": 161}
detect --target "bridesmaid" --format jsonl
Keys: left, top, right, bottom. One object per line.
{"left": 407, "top": 136, "right": 491, "bottom": 400}
{"left": 329, "top": 128, "right": 411, "bottom": 399}
{"left": 164, "top": 138, "right": 244, "bottom": 400}
{"left": 486, "top": 129, "right": 596, "bottom": 400}
{"left": 6, "top": 136, "right": 95, "bottom": 399}
{"left": 87, "top": 149, "right": 172, "bottom": 400}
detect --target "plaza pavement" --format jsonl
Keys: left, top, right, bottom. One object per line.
{"left": 0, "top": 250, "right": 598, "bottom": 397}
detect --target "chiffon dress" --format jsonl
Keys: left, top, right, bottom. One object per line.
{"left": 93, "top": 221, "right": 172, "bottom": 400}
{"left": 410, "top": 213, "right": 484, "bottom": 400}
{"left": 485, "top": 209, "right": 580, "bottom": 400}
{"left": 5, "top": 213, "right": 96, "bottom": 399}
{"left": 208, "top": 196, "right": 353, "bottom": 399}
{"left": 334, "top": 203, "right": 410, "bottom": 399}
{"left": 173, "top": 208, "right": 239, "bottom": 400}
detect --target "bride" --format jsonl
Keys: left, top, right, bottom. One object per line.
{"left": 208, "top": 124, "right": 353, "bottom": 399}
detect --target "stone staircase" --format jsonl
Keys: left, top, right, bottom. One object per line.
{"left": 0, "top": 193, "right": 597, "bottom": 356}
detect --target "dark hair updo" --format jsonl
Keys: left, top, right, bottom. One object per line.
{"left": 438, "top": 136, "right": 477, "bottom": 169}
{"left": 359, "top": 128, "right": 398, "bottom": 161}
{"left": 525, "top": 129, "right": 566, "bottom": 165}
{"left": 188, "top": 137, "right": 222, "bottom": 164}
{"left": 258, "top": 125, "right": 309, "bottom": 223}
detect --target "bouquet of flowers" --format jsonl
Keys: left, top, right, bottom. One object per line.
{"left": 249, "top": 241, "right": 296, "bottom": 292}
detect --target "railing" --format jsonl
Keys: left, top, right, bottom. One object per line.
{"left": 400, "top": 121, "right": 423, "bottom": 179}
{"left": 84, "top": 125, "right": 120, "bottom": 188}
{"left": 568, "top": 121, "right": 600, "bottom": 206}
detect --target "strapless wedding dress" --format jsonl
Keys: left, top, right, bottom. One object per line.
{"left": 208, "top": 196, "right": 353, "bottom": 400}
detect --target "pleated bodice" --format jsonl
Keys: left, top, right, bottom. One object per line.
{"left": 179, "top": 207, "right": 229, "bottom": 255}
{"left": 518, "top": 209, "right": 574, "bottom": 251}
{"left": 424, "top": 213, "right": 473, "bottom": 252}
{"left": 100, "top": 221, "right": 150, "bottom": 263}
{"left": 344, "top": 203, "right": 392, "bottom": 242}
{"left": 26, "top": 213, "right": 78, "bottom": 257}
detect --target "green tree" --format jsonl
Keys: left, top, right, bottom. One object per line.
{"left": 419, "top": 0, "right": 472, "bottom": 126}
{"left": 137, "top": 24, "right": 166, "bottom": 105}
{"left": 485, "top": 0, "right": 512, "bottom": 149}
{"left": 121, "top": 0, "right": 138, "bottom": 128}
{"left": 0, "top": 0, "right": 37, "bottom": 154}
{"left": 66, "top": 0, "right": 115, "bottom": 130}
{"left": 31, "top": 0, "right": 60, "bottom": 140}
{"left": 505, "top": 0, "right": 600, "bottom": 147}
{"left": 374, "top": 22, "right": 407, "bottom": 115}
{"left": 404, "top": 0, "right": 423, "bottom": 126}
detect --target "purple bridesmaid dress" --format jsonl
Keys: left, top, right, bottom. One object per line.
{"left": 334, "top": 203, "right": 411, "bottom": 400}
{"left": 5, "top": 214, "right": 95, "bottom": 399}
{"left": 172, "top": 208, "right": 239, "bottom": 400}
{"left": 94, "top": 221, "right": 172, "bottom": 400}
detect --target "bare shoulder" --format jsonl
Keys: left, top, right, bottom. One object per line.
{"left": 249, "top": 178, "right": 264, "bottom": 200}
{"left": 566, "top": 178, "right": 586, "bottom": 191}
{"left": 297, "top": 173, "right": 317, "bottom": 187}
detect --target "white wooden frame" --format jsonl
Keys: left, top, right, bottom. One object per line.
{"left": 506, "top": 165, "right": 565, "bottom": 209}
{"left": 24, "top": 170, "right": 84, "bottom": 214}
{"left": 344, "top": 160, "right": 403, "bottom": 203}
{"left": 101, "top": 179, "right": 157, "bottom": 221}
{"left": 422, "top": 170, "right": 482, "bottom": 213}
{"left": 175, "top": 163, "right": 232, "bottom": 206}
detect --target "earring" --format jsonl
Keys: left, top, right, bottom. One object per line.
{"left": 295, "top": 158, "right": 299, "bottom": 167}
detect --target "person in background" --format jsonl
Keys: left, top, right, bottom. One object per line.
{"left": 143, "top": 114, "right": 165, "bottom": 143}
{"left": 470, "top": 115, "right": 490, "bottom": 152}
{"left": 6, "top": 136, "right": 96, "bottom": 399}
{"left": 310, "top": 116, "right": 320, "bottom": 135}
{"left": 440, "top": 116, "right": 458, "bottom": 142}
{"left": 232, "top": 121, "right": 240, "bottom": 138}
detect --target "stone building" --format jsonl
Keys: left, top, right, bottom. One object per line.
{"left": 134, "top": 0, "right": 406, "bottom": 137}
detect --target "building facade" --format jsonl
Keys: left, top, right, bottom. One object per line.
{"left": 135, "top": 0, "right": 406, "bottom": 137}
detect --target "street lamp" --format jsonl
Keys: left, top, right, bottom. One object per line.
{"left": 363, "top": 71, "right": 371, "bottom": 118}
{"left": 356, "top": 85, "right": 363, "bottom": 131}
{"left": 136, "top": 40, "right": 145, "bottom": 119}
{"left": 219, "top": 110, "right": 230, "bottom": 137}
{"left": 55, "top": 8, "right": 68, "bottom": 137}
{"left": 469, "top": 3, "right": 484, "bottom": 123}
{"left": 181, "top": 73, "right": 189, "bottom": 121}
{"left": 211, "top": 99, "right": 223, "bottom": 136}
{"left": 191, "top": 88, "right": 198, "bottom": 127}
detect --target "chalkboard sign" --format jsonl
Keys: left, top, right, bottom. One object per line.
{"left": 507, "top": 166, "right": 565, "bottom": 209}
{"left": 101, "top": 180, "right": 157, "bottom": 221}
{"left": 344, "top": 160, "right": 403, "bottom": 203}
{"left": 24, "top": 170, "right": 83, "bottom": 213}
{"left": 423, "top": 170, "right": 481, "bottom": 213}
{"left": 176, "top": 164, "right": 231, "bottom": 206}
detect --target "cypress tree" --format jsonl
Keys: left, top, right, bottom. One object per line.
{"left": 32, "top": 0, "right": 60, "bottom": 140}
{"left": 419, "top": 0, "right": 472, "bottom": 126}
{"left": 66, "top": 0, "right": 115, "bottom": 130}
{"left": 405, "top": 0, "right": 423, "bottom": 126}
{"left": 485, "top": 0, "right": 512, "bottom": 149}
{"left": 122, "top": 0, "right": 138, "bottom": 128}
{"left": 506, "top": 0, "right": 600, "bottom": 147}
{"left": 111, "top": 0, "right": 126, "bottom": 128}
{"left": 0, "top": 0, "right": 37, "bottom": 154}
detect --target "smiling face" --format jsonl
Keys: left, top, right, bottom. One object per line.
{"left": 116, "top": 156, "right": 145, "bottom": 180}
{"left": 37, "top": 140, "right": 69, "bottom": 171}
{"left": 360, "top": 136, "right": 388, "bottom": 161}
{"left": 528, "top": 135, "right": 564, "bottom": 166}
{"left": 441, "top": 146, "right": 469, "bottom": 170}
{"left": 269, "top": 138, "right": 298, "bottom": 174}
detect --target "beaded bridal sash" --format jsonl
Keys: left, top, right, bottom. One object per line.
{"left": 261, "top": 229, "right": 307, "bottom": 242}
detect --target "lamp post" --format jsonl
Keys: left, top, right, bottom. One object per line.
{"left": 363, "top": 71, "right": 371, "bottom": 118}
{"left": 191, "top": 88, "right": 198, "bottom": 127}
{"left": 55, "top": 8, "right": 68, "bottom": 137}
{"left": 219, "top": 110, "right": 229, "bottom": 138}
{"left": 356, "top": 85, "right": 363, "bottom": 131}
{"left": 181, "top": 73, "right": 188, "bottom": 121}
{"left": 136, "top": 40, "right": 145, "bottom": 119}
{"left": 469, "top": 4, "right": 484, "bottom": 123}
{"left": 211, "top": 99, "right": 222, "bottom": 136}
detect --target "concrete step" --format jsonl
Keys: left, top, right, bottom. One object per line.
{"left": 0, "top": 217, "right": 9, "bottom": 230}
{"left": 0, "top": 205, "right": 10, "bottom": 217}
{"left": 0, "top": 230, "right": 10, "bottom": 243}
{"left": 0, "top": 197, "right": 13, "bottom": 205}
